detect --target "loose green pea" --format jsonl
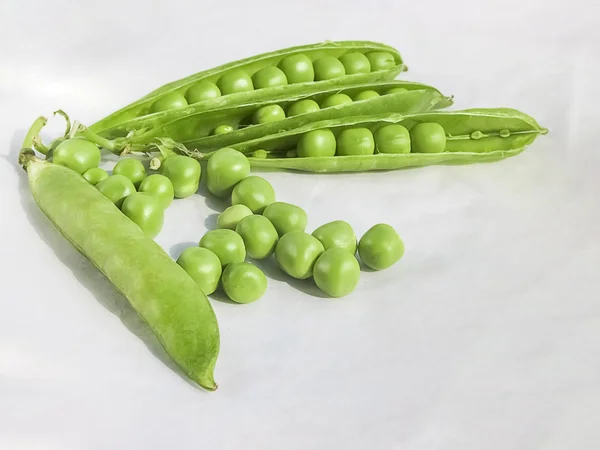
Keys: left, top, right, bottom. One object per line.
{"left": 159, "top": 155, "right": 201, "bottom": 198}
{"left": 139, "top": 174, "right": 174, "bottom": 209}
{"left": 221, "top": 262, "right": 267, "bottom": 304}
{"left": 336, "top": 128, "right": 375, "bottom": 156}
{"left": 217, "top": 69, "right": 254, "bottom": 95}
{"left": 185, "top": 81, "right": 221, "bottom": 104}
{"left": 149, "top": 92, "right": 188, "bottom": 113}
{"left": 275, "top": 232, "right": 324, "bottom": 280}
{"left": 252, "top": 104, "right": 286, "bottom": 124}
{"left": 262, "top": 202, "right": 308, "bottom": 236}
{"left": 313, "top": 248, "right": 360, "bottom": 298}
{"left": 113, "top": 158, "right": 147, "bottom": 189}
{"left": 53, "top": 138, "right": 101, "bottom": 174}
{"left": 199, "top": 229, "right": 246, "bottom": 266}
{"left": 358, "top": 224, "right": 404, "bottom": 270}
{"left": 386, "top": 87, "right": 408, "bottom": 95}
{"left": 217, "top": 204, "right": 253, "bottom": 230}
{"left": 353, "top": 90, "right": 380, "bottom": 101}
{"left": 297, "top": 129, "right": 336, "bottom": 158}
{"left": 176, "top": 247, "right": 222, "bottom": 295}
{"left": 82, "top": 167, "right": 108, "bottom": 185}
{"left": 320, "top": 93, "right": 353, "bottom": 109}
{"left": 366, "top": 51, "right": 396, "bottom": 71}
{"left": 206, "top": 147, "right": 250, "bottom": 198}
{"left": 287, "top": 99, "right": 320, "bottom": 117}
{"left": 374, "top": 124, "right": 411, "bottom": 154}
{"left": 96, "top": 174, "right": 136, "bottom": 208}
{"left": 410, "top": 122, "right": 447, "bottom": 153}
{"left": 313, "top": 56, "right": 346, "bottom": 81}
{"left": 312, "top": 220, "right": 357, "bottom": 254}
{"left": 231, "top": 176, "right": 275, "bottom": 213}
{"left": 121, "top": 192, "right": 164, "bottom": 239}
{"left": 338, "top": 52, "right": 371, "bottom": 74}
{"left": 212, "top": 124, "right": 235, "bottom": 135}
{"left": 235, "top": 215, "right": 278, "bottom": 259}
{"left": 277, "top": 54, "right": 314, "bottom": 83}
{"left": 252, "top": 66, "right": 288, "bottom": 89}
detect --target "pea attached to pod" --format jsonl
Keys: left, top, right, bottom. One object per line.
{"left": 277, "top": 54, "right": 315, "bottom": 84}
{"left": 338, "top": 52, "right": 371, "bottom": 75}
{"left": 252, "top": 105, "right": 286, "bottom": 124}
{"left": 287, "top": 99, "right": 320, "bottom": 117}
{"left": 353, "top": 90, "right": 380, "bottom": 101}
{"left": 336, "top": 128, "right": 375, "bottom": 156}
{"left": 185, "top": 80, "right": 221, "bottom": 104}
{"left": 212, "top": 124, "right": 235, "bottom": 135}
{"left": 297, "top": 129, "right": 336, "bottom": 158}
{"left": 313, "top": 56, "right": 346, "bottom": 81}
{"left": 149, "top": 92, "right": 188, "bottom": 114}
{"left": 217, "top": 69, "right": 254, "bottom": 95}
{"left": 320, "top": 94, "right": 353, "bottom": 109}
{"left": 251, "top": 66, "right": 288, "bottom": 89}
{"left": 366, "top": 51, "right": 396, "bottom": 71}
{"left": 410, "top": 122, "right": 447, "bottom": 153}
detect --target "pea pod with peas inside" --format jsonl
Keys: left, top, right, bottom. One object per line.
{"left": 89, "top": 40, "right": 407, "bottom": 134}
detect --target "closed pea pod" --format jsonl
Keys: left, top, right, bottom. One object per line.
{"left": 339, "top": 52, "right": 371, "bottom": 74}
{"left": 374, "top": 124, "right": 411, "bottom": 154}
{"left": 262, "top": 202, "right": 308, "bottom": 236}
{"left": 217, "top": 69, "right": 254, "bottom": 95}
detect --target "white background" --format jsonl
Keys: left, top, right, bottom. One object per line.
{"left": 1, "top": 1, "right": 599, "bottom": 449}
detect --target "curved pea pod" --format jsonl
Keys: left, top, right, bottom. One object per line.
{"left": 19, "top": 148, "right": 220, "bottom": 390}
{"left": 192, "top": 108, "right": 547, "bottom": 173}
{"left": 89, "top": 41, "right": 406, "bottom": 134}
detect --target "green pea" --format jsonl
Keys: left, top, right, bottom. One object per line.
{"left": 353, "top": 90, "right": 380, "bottom": 101}
{"left": 82, "top": 167, "right": 108, "bottom": 185}
{"left": 320, "top": 93, "right": 353, "bottom": 109}
{"left": 386, "top": 87, "right": 408, "bottom": 95}
{"left": 277, "top": 54, "right": 314, "bottom": 83}
{"left": 217, "top": 204, "right": 253, "bottom": 230}
{"left": 185, "top": 81, "right": 221, "bottom": 104}
{"left": 139, "top": 174, "right": 174, "bottom": 209}
{"left": 366, "top": 51, "right": 396, "bottom": 71}
{"left": 121, "top": 192, "right": 164, "bottom": 239}
{"left": 251, "top": 66, "right": 288, "bottom": 89}
{"left": 53, "top": 138, "right": 101, "bottom": 174}
{"left": 221, "top": 262, "right": 267, "bottom": 304}
{"left": 358, "top": 223, "right": 404, "bottom": 270}
{"left": 235, "top": 215, "right": 278, "bottom": 259}
{"left": 336, "top": 128, "right": 375, "bottom": 156}
{"left": 113, "top": 158, "right": 147, "bottom": 188}
{"left": 176, "top": 247, "right": 222, "bottom": 295}
{"left": 297, "top": 129, "right": 336, "bottom": 158}
{"left": 252, "top": 149, "right": 268, "bottom": 159}
{"left": 252, "top": 104, "right": 286, "bottom": 124}
{"left": 231, "top": 176, "right": 275, "bottom": 213}
{"left": 199, "top": 229, "right": 246, "bottom": 266}
{"left": 149, "top": 92, "right": 188, "bottom": 113}
{"left": 262, "top": 202, "right": 308, "bottom": 236}
{"left": 374, "top": 124, "right": 411, "bottom": 154}
{"left": 313, "top": 248, "right": 360, "bottom": 298}
{"left": 311, "top": 220, "right": 357, "bottom": 254}
{"left": 410, "top": 122, "right": 447, "bottom": 153}
{"left": 287, "top": 99, "right": 320, "bottom": 117}
{"left": 338, "top": 52, "right": 371, "bottom": 74}
{"left": 212, "top": 124, "right": 235, "bottom": 135}
{"left": 217, "top": 69, "right": 254, "bottom": 95}
{"left": 159, "top": 155, "right": 201, "bottom": 199}
{"left": 313, "top": 56, "right": 346, "bottom": 81}
{"left": 275, "top": 231, "right": 324, "bottom": 280}
{"left": 96, "top": 174, "right": 136, "bottom": 208}
{"left": 206, "top": 147, "right": 250, "bottom": 198}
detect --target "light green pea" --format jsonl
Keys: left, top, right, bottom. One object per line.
{"left": 113, "top": 158, "right": 147, "bottom": 189}
{"left": 217, "top": 204, "right": 253, "bottom": 230}
{"left": 252, "top": 104, "right": 286, "bottom": 124}
{"left": 353, "top": 90, "right": 380, "bottom": 101}
{"left": 312, "top": 220, "right": 357, "bottom": 254}
{"left": 366, "top": 51, "right": 396, "bottom": 71}
{"left": 231, "top": 176, "right": 275, "bottom": 213}
{"left": 410, "top": 122, "right": 447, "bottom": 153}
{"left": 139, "top": 174, "right": 175, "bottom": 209}
{"left": 96, "top": 174, "right": 136, "bottom": 208}
{"left": 338, "top": 52, "right": 371, "bottom": 74}
{"left": 252, "top": 66, "right": 288, "bottom": 89}
{"left": 277, "top": 54, "right": 315, "bottom": 83}
{"left": 206, "top": 147, "right": 250, "bottom": 198}
{"left": 275, "top": 231, "right": 324, "bottom": 279}
{"left": 82, "top": 167, "right": 108, "bottom": 185}
{"left": 386, "top": 87, "right": 408, "bottom": 95}
{"left": 297, "top": 129, "right": 336, "bottom": 158}
{"left": 212, "top": 124, "right": 235, "bottom": 135}
{"left": 313, "top": 56, "right": 346, "bottom": 81}
{"left": 374, "top": 124, "right": 411, "bottom": 154}
{"left": 176, "top": 247, "right": 222, "bottom": 296}
{"left": 313, "top": 248, "right": 360, "bottom": 298}
{"left": 287, "top": 99, "right": 320, "bottom": 117}
{"left": 262, "top": 202, "right": 308, "bottom": 236}
{"left": 336, "top": 128, "right": 375, "bottom": 156}
{"left": 199, "top": 229, "right": 246, "bottom": 266}
{"left": 235, "top": 215, "right": 278, "bottom": 259}
{"left": 221, "top": 262, "right": 267, "bottom": 304}
{"left": 320, "top": 93, "right": 353, "bottom": 109}
{"left": 149, "top": 92, "right": 188, "bottom": 113}
{"left": 358, "top": 224, "right": 404, "bottom": 270}
{"left": 185, "top": 81, "right": 221, "bottom": 104}
{"left": 217, "top": 70, "right": 254, "bottom": 95}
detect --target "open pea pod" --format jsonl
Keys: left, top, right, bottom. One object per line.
{"left": 187, "top": 108, "right": 547, "bottom": 173}
{"left": 90, "top": 41, "right": 406, "bottom": 134}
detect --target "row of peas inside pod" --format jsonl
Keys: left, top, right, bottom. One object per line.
{"left": 174, "top": 148, "right": 404, "bottom": 303}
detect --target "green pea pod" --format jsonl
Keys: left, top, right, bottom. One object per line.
{"left": 89, "top": 41, "right": 406, "bottom": 134}
{"left": 187, "top": 108, "right": 547, "bottom": 173}
{"left": 18, "top": 125, "right": 220, "bottom": 390}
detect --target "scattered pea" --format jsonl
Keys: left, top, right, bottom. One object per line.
{"left": 217, "top": 69, "right": 254, "bottom": 95}
{"left": 312, "top": 220, "right": 357, "bottom": 254}
{"left": 176, "top": 247, "right": 222, "bottom": 295}
{"left": 221, "top": 262, "right": 267, "bottom": 304}
{"left": 358, "top": 224, "right": 404, "bottom": 270}
{"left": 82, "top": 167, "right": 108, "bottom": 185}
{"left": 139, "top": 174, "right": 174, "bottom": 209}
{"left": 252, "top": 66, "right": 288, "bottom": 89}
{"left": 96, "top": 174, "right": 135, "bottom": 208}
{"left": 217, "top": 204, "right": 253, "bottom": 230}
{"left": 121, "top": 192, "right": 164, "bottom": 239}
{"left": 231, "top": 176, "right": 275, "bottom": 213}
{"left": 287, "top": 99, "right": 320, "bottom": 117}
{"left": 336, "top": 128, "right": 375, "bottom": 156}
{"left": 159, "top": 155, "right": 201, "bottom": 199}
{"left": 275, "top": 231, "right": 324, "bottom": 279}
{"left": 313, "top": 248, "right": 360, "bottom": 297}
{"left": 320, "top": 93, "right": 353, "bottom": 109}
{"left": 252, "top": 104, "right": 286, "bottom": 124}
{"left": 113, "top": 158, "right": 147, "bottom": 189}
{"left": 262, "top": 202, "right": 308, "bottom": 236}
{"left": 235, "top": 215, "right": 278, "bottom": 260}
{"left": 297, "top": 129, "right": 336, "bottom": 157}
{"left": 338, "top": 52, "right": 371, "bottom": 74}
{"left": 199, "top": 229, "right": 246, "bottom": 266}
{"left": 410, "top": 122, "right": 447, "bottom": 153}
{"left": 374, "top": 124, "right": 411, "bottom": 154}
{"left": 53, "top": 138, "right": 101, "bottom": 174}
{"left": 206, "top": 147, "right": 250, "bottom": 197}
{"left": 313, "top": 56, "right": 346, "bottom": 81}
{"left": 277, "top": 54, "right": 315, "bottom": 83}
{"left": 185, "top": 81, "right": 221, "bottom": 104}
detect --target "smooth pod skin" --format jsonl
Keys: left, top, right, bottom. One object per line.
{"left": 121, "top": 192, "right": 165, "bottom": 239}
{"left": 410, "top": 122, "right": 447, "bottom": 153}
{"left": 339, "top": 52, "right": 371, "bottom": 74}
{"left": 96, "top": 174, "right": 136, "bottom": 208}
{"left": 358, "top": 223, "right": 404, "bottom": 270}
{"left": 277, "top": 54, "right": 315, "bottom": 83}
{"left": 353, "top": 90, "right": 380, "bottom": 101}
{"left": 275, "top": 231, "right": 324, "bottom": 279}
{"left": 185, "top": 81, "right": 221, "bottom": 104}
{"left": 159, "top": 155, "right": 201, "bottom": 198}
{"left": 252, "top": 66, "right": 288, "bottom": 89}
{"left": 297, "top": 129, "right": 336, "bottom": 157}
{"left": 82, "top": 167, "right": 108, "bottom": 185}
{"left": 336, "top": 128, "right": 375, "bottom": 156}
{"left": 367, "top": 51, "right": 397, "bottom": 71}
{"left": 287, "top": 99, "right": 320, "bottom": 117}
{"left": 22, "top": 158, "right": 219, "bottom": 390}
{"left": 113, "top": 158, "right": 147, "bottom": 188}
{"left": 217, "top": 69, "right": 254, "bottom": 95}
{"left": 312, "top": 220, "right": 357, "bottom": 254}
{"left": 313, "top": 56, "right": 346, "bottom": 81}
{"left": 53, "top": 138, "right": 101, "bottom": 174}
{"left": 206, "top": 147, "right": 250, "bottom": 197}
{"left": 313, "top": 248, "right": 360, "bottom": 297}
{"left": 235, "top": 215, "right": 278, "bottom": 260}
{"left": 149, "top": 92, "right": 188, "bottom": 113}
{"left": 320, "top": 94, "right": 353, "bottom": 109}
{"left": 221, "top": 262, "right": 267, "bottom": 304}
{"left": 176, "top": 247, "right": 222, "bottom": 295}
{"left": 217, "top": 204, "right": 253, "bottom": 230}
{"left": 213, "top": 124, "right": 235, "bottom": 135}
{"left": 199, "top": 229, "right": 246, "bottom": 266}
{"left": 262, "top": 202, "right": 308, "bottom": 236}
{"left": 374, "top": 124, "right": 411, "bottom": 154}
{"left": 139, "top": 174, "right": 175, "bottom": 209}
{"left": 252, "top": 105, "right": 286, "bottom": 124}
{"left": 231, "top": 176, "right": 275, "bottom": 213}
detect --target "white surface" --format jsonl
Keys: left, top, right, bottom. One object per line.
{"left": 1, "top": 1, "right": 599, "bottom": 449}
